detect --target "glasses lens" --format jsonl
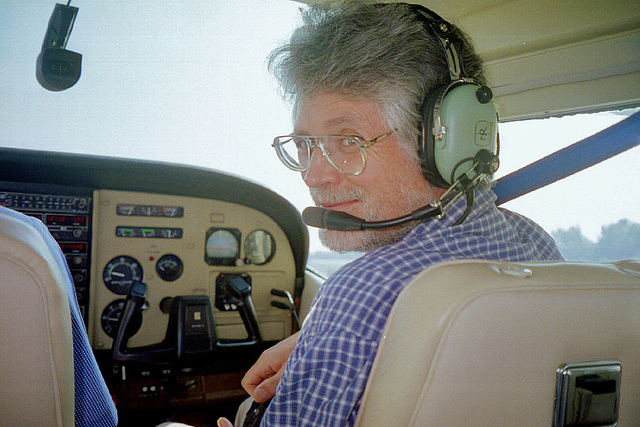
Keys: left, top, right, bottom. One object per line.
{"left": 322, "top": 136, "right": 366, "bottom": 175}
{"left": 275, "top": 136, "right": 309, "bottom": 171}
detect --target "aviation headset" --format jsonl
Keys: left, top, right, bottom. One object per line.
{"left": 408, "top": 4, "right": 499, "bottom": 189}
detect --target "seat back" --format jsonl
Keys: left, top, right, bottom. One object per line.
{"left": 355, "top": 260, "right": 640, "bottom": 426}
{"left": 0, "top": 211, "right": 75, "bottom": 426}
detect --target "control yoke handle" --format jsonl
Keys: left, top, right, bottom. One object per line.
{"left": 112, "top": 278, "right": 262, "bottom": 363}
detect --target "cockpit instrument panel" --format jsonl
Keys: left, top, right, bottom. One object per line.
{"left": 91, "top": 189, "right": 297, "bottom": 350}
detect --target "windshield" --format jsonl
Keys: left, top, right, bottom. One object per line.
{"left": 2, "top": 1, "right": 639, "bottom": 276}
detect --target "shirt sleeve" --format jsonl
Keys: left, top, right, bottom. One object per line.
{"left": 262, "top": 329, "right": 378, "bottom": 426}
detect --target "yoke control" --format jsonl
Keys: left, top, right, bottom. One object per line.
{"left": 112, "top": 278, "right": 262, "bottom": 363}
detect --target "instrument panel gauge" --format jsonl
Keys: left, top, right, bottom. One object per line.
{"left": 205, "top": 228, "right": 241, "bottom": 266}
{"left": 117, "top": 203, "right": 184, "bottom": 218}
{"left": 100, "top": 299, "right": 144, "bottom": 339}
{"left": 155, "top": 253, "right": 184, "bottom": 281}
{"left": 103, "top": 255, "right": 143, "bottom": 295}
{"left": 244, "top": 230, "right": 276, "bottom": 265}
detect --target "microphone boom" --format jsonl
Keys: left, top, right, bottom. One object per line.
{"left": 302, "top": 207, "right": 364, "bottom": 231}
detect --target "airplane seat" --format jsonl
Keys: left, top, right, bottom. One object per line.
{"left": 0, "top": 208, "right": 74, "bottom": 425}
{"left": 355, "top": 259, "right": 640, "bottom": 426}
{"left": 0, "top": 206, "right": 117, "bottom": 427}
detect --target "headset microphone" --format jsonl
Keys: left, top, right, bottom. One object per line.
{"left": 302, "top": 149, "right": 498, "bottom": 231}
{"left": 302, "top": 208, "right": 364, "bottom": 231}
{"left": 302, "top": 201, "right": 445, "bottom": 231}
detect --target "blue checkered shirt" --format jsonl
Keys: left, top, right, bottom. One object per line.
{"left": 262, "top": 188, "right": 563, "bottom": 426}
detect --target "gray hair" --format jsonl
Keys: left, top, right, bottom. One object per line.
{"left": 267, "top": 1, "right": 487, "bottom": 163}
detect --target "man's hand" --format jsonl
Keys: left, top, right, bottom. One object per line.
{"left": 241, "top": 331, "right": 299, "bottom": 402}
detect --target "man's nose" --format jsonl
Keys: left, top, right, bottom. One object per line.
{"left": 302, "top": 147, "right": 341, "bottom": 187}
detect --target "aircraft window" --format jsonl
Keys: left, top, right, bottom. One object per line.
{"left": 2, "top": 2, "right": 638, "bottom": 275}
{"left": 498, "top": 108, "right": 640, "bottom": 262}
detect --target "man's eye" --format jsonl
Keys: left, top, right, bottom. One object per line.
{"left": 292, "top": 137, "right": 308, "bottom": 149}
{"left": 338, "top": 137, "right": 359, "bottom": 148}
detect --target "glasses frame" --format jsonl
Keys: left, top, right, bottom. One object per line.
{"left": 272, "top": 130, "right": 394, "bottom": 176}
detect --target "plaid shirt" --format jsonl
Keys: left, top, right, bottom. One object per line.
{"left": 262, "top": 188, "right": 563, "bottom": 426}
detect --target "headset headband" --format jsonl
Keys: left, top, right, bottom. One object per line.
{"left": 409, "top": 5, "right": 466, "bottom": 82}
{"left": 400, "top": 3, "right": 499, "bottom": 189}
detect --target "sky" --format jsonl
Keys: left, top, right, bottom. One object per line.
{"left": 1, "top": 0, "right": 639, "bottom": 253}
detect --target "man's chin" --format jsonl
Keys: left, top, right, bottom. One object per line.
{"left": 318, "top": 225, "right": 412, "bottom": 253}
{"left": 318, "top": 229, "right": 366, "bottom": 253}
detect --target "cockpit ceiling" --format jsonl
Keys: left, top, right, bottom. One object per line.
{"left": 297, "top": 0, "right": 640, "bottom": 121}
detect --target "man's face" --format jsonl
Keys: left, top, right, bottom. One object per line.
{"left": 295, "top": 92, "right": 444, "bottom": 252}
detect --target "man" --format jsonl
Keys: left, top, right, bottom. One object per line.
{"left": 224, "top": 1, "right": 563, "bottom": 425}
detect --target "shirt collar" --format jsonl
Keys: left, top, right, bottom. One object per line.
{"left": 411, "top": 186, "right": 497, "bottom": 234}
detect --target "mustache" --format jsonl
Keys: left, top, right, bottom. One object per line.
{"left": 309, "top": 187, "right": 366, "bottom": 206}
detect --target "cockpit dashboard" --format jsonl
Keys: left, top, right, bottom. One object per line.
{"left": 0, "top": 147, "right": 310, "bottom": 420}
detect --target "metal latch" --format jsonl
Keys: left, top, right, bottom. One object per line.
{"left": 554, "top": 361, "right": 621, "bottom": 426}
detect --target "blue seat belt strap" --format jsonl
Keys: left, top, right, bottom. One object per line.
{"left": 494, "top": 110, "right": 640, "bottom": 205}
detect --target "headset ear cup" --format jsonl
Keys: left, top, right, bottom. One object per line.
{"left": 420, "top": 82, "right": 498, "bottom": 188}
{"left": 420, "top": 84, "right": 450, "bottom": 188}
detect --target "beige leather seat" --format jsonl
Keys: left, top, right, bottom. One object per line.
{"left": 0, "top": 212, "right": 74, "bottom": 426}
{"left": 356, "top": 260, "right": 640, "bottom": 426}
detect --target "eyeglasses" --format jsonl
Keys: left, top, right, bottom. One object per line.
{"left": 271, "top": 130, "right": 394, "bottom": 176}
